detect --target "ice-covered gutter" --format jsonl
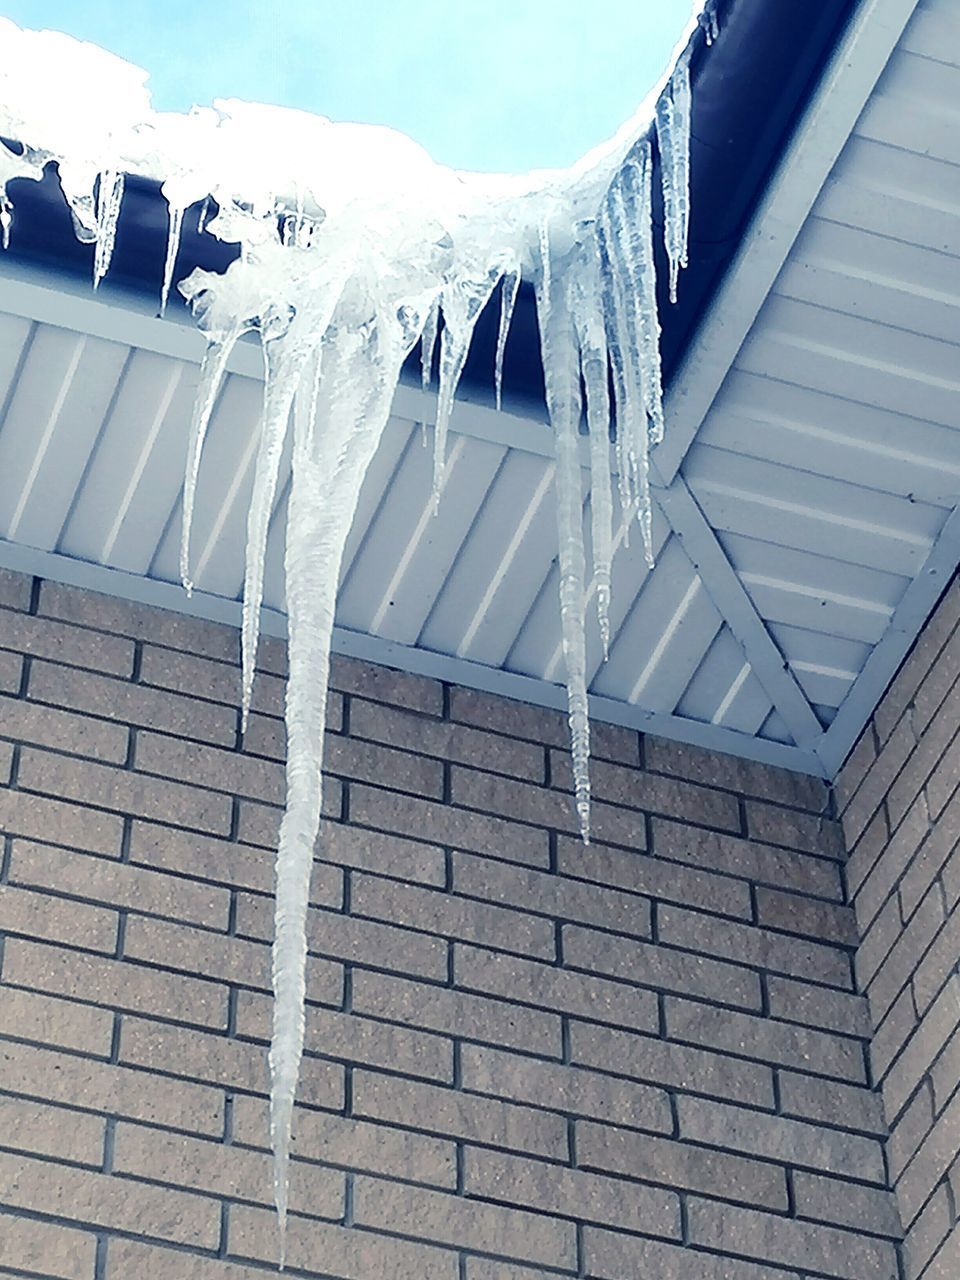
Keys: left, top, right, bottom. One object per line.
{"left": 1, "top": 6, "right": 717, "bottom": 1259}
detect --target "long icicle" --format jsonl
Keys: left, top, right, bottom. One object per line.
{"left": 494, "top": 268, "right": 521, "bottom": 412}
{"left": 536, "top": 218, "right": 590, "bottom": 842}
{"left": 159, "top": 202, "right": 184, "bottom": 316}
{"left": 269, "top": 308, "right": 418, "bottom": 1263}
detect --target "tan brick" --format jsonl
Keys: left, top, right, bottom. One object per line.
{"left": 795, "top": 1170, "right": 901, "bottom": 1238}
{"left": 0, "top": 570, "right": 31, "bottom": 611}
{"left": 845, "top": 714, "right": 915, "bottom": 843}
{"left": 659, "top": 904, "right": 852, "bottom": 988}
{"left": 903, "top": 1183, "right": 951, "bottom": 1278}
{"left": 463, "top": 1262, "right": 549, "bottom": 1280}
{"left": 120, "top": 1016, "right": 344, "bottom": 1107}
{"left": 887, "top": 1083, "right": 935, "bottom": 1181}
{"left": 556, "top": 833, "right": 752, "bottom": 918}
{"left": 38, "top": 580, "right": 239, "bottom": 662}
{"left": 229, "top": 1202, "right": 458, "bottom": 1280}
{"left": 451, "top": 767, "right": 646, "bottom": 848}
{"left": 872, "top": 986, "right": 918, "bottom": 1084}
{"left": 0, "top": 1037, "right": 223, "bottom": 1134}
{"left": 0, "top": 985, "right": 113, "bottom": 1055}
{"left": 466, "top": 1147, "right": 680, "bottom": 1235}
{"left": 835, "top": 726, "right": 877, "bottom": 814}
{"left": 235, "top": 890, "right": 446, "bottom": 981}
{"left": 9, "top": 839, "right": 230, "bottom": 928}
{"left": 107, "top": 1238, "right": 268, "bottom": 1280}
{"left": 666, "top": 997, "right": 866, "bottom": 1082}
{"left": 756, "top": 885, "right": 858, "bottom": 945}
{"left": 903, "top": 790, "right": 960, "bottom": 918}
{"left": 646, "top": 736, "right": 828, "bottom": 812}
{"left": 779, "top": 1071, "right": 887, "bottom": 1135}
{"left": 855, "top": 794, "right": 928, "bottom": 930}
{"left": 113, "top": 1121, "right": 345, "bottom": 1216}
{"left": 677, "top": 1095, "right": 884, "bottom": 1181}
{"left": 0, "top": 648, "right": 21, "bottom": 694}
{"left": 0, "top": 607, "right": 135, "bottom": 676}
{"left": 577, "top": 1119, "right": 787, "bottom": 1208}
{"left": 856, "top": 894, "right": 902, "bottom": 991}
{"left": 355, "top": 1070, "right": 566, "bottom": 1159}
{"left": 0, "top": 1095, "right": 104, "bottom": 1165}
{"left": 570, "top": 1021, "right": 775, "bottom": 1108}
{"left": 563, "top": 923, "right": 761, "bottom": 1010}
{"left": 3, "top": 935, "right": 227, "bottom": 1029}
{"left": 448, "top": 687, "right": 569, "bottom": 749}
{"left": 351, "top": 697, "right": 544, "bottom": 781}
{"left": 688, "top": 1197, "right": 898, "bottom": 1278}
{"left": 930, "top": 1024, "right": 960, "bottom": 1113}
{"left": 846, "top": 806, "right": 890, "bottom": 899}
{"left": 236, "top": 990, "right": 452, "bottom": 1082}
{"left": 895, "top": 1086, "right": 960, "bottom": 1226}
{"left": 766, "top": 975, "right": 871, "bottom": 1037}
{"left": 1, "top": 692, "right": 130, "bottom": 763}
{"left": 0, "top": 1148, "right": 219, "bottom": 1247}
{"left": 583, "top": 1227, "right": 800, "bottom": 1280}
{"left": 353, "top": 1175, "right": 577, "bottom": 1270}
{"left": 1, "top": 1212, "right": 96, "bottom": 1280}
{"left": 135, "top": 730, "right": 284, "bottom": 804}
{"left": 331, "top": 653, "right": 443, "bottom": 714}
{"left": 235, "top": 785, "right": 342, "bottom": 847}
{"left": 29, "top": 658, "right": 237, "bottom": 745}
{"left": 453, "top": 854, "right": 652, "bottom": 939}
{"left": 351, "top": 872, "right": 555, "bottom": 959}
{"left": 352, "top": 969, "right": 561, "bottom": 1057}
{"left": 140, "top": 645, "right": 284, "bottom": 715}
{"left": 552, "top": 750, "right": 740, "bottom": 832}
{"left": 928, "top": 739, "right": 960, "bottom": 821}
{"left": 884, "top": 977, "right": 960, "bottom": 1120}
{"left": 456, "top": 943, "right": 659, "bottom": 1031}
{"left": 129, "top": 821, "right": 341, "bottom": 905}
{"left": 124, "top": 914, "right": 344, "bottom": 1004}
{"left": 0, "top": 882, "right": 117, "bottom": 952}
{"left": 17, "top": 747, "right": 232, "bottom": 834}
{"left": 651, "top": 818, "right": 843, "bottom": 900}
{"left": 232, "top": 1094, "right": 457, "bottom": 1187}
{"left": 744, "top": 801, "right": 845, "bottom": 858}
{"left": 869, "top": 884, "right": 945, "bottom": 1022}
{"left": 460, "top": 1043, "right": 671, "bottom": 1132}
{"left": 349, "top": 783, "right": 550, "bottom": 867}
{"left": 0, "top": 787, "right": 124, "bottom": 856}
{"left": 319, "top": 823, "right": 445, "bottom": 886}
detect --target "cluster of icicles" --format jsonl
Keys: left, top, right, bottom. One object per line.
{"left": 0, "top": 7, "right": 714, "bottom": 1262}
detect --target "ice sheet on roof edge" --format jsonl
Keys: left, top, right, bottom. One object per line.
{"left": 0, "top": 7, "right": 711, "bottom": 1258}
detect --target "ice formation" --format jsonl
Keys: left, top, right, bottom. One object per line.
{"left": 0, "top": 5, "right": 709, "bottom": 1257}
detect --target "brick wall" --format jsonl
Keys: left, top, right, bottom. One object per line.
{"left": 0, "top": 567, "right": 901, "bottom": 1279}
{"left": 837, "top": 577, "right": 960, "bottom": 1280}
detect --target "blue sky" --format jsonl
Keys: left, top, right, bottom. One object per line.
{"left": 3, "top": 0, "right": 695, "bottom": 172}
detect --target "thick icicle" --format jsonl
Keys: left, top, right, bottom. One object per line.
{"left": 570, "top": 234, "right": 614, "bottom": 658}
{"left": 92, "top": 169, "right": 124, "bottom": 288}
{"left": 431, "top": 269, "right": 501, "bottom": 504}
{"left": 535, "top": 219, "right": 591, "bottom": 842}
{"left": 420, "top": 295, "right": 439, "bottom": 391}
{"left": 159, "top": 203, "right": 184, "bottom": 316}
{"left": 656, "top": 56, "right": 692, "bottom": 305}
{"left": 494, "top": 268, "right": 521, "bottom": 412}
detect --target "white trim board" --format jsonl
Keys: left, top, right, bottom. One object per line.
{"left": 0, "top": 538, "right": 827, "bottom": 779}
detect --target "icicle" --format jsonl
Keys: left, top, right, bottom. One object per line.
{"left": 159, "top": 203, "right": 184, "bottom": 316}
{"left": 656, "top": 57, "right": 692, "bottom": 305}
{"left": 535, "top": 218, "right": 591, "bottom": 843}
{"left": 92, "top": 168, "right": 124, "bottom": 288}
{"left": 0, "top": 194, "right": 11, "bottom": 250}
{"left": 432, "top": 269, "right": 501, "bottom": 505}
{"left": 570, "top": 233, "right": 613, "bottom": 658}
{"left": 178, "top": 323, "right": 244, "bottom": 595}
{"left": 420, "top": 295, "right": 439, "bottom": 392}
{"left": 494, "top": 269, "right": 520, "bottom": 412}
{"left": 621, "top": 148, "right": 664, "bottom": 446}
